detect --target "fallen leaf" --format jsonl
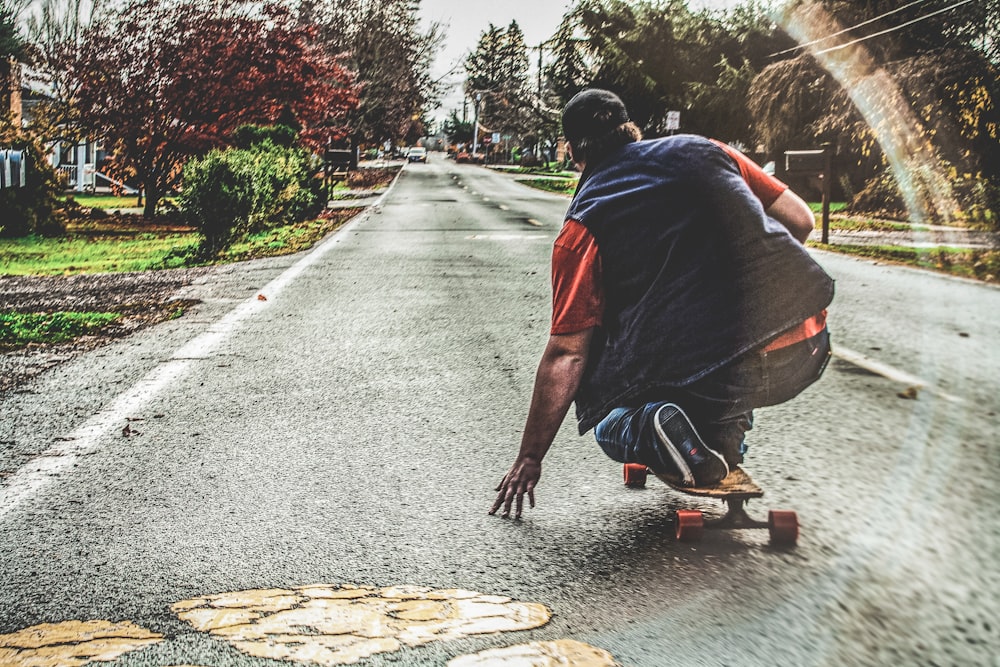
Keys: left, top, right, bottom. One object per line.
{"left": 257, "top": 294, "right": 267, "bottom": 301}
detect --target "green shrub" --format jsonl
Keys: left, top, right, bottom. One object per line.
{"left": 180, "top": 142, "right": 322, "bottom": 256}
{"left": 243, "top": 143, "right": 322, "bottom": 232}
{"left": 179, "top": 150, "right": 254, "bottom": 256}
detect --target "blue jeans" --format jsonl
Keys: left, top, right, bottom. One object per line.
{"left": 594, "top": 328, "right": 831, "bottom": 468}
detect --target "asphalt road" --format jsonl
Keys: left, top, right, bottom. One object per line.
{"left": 1, "top": 153, "right": 998, "bottom": 666}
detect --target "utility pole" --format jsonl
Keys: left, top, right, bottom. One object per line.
{"left": 472, "top": 93, "right": 482, "bottom": 156}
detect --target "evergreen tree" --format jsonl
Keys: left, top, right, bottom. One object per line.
{"left": 464, "top": 20, "right": 533, "bottom": 139}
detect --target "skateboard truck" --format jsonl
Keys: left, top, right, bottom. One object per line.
{"left": 623, "top": 463, "right": 799, "bottom": 545}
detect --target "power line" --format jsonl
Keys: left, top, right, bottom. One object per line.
{"left": 769, "top": 0, "right": 975, "bottom": 59}
{"left": 770, "top": 0, "right": 933, "bottom": 57}
{"left": 814, "top": 0, "right": 975, "bottom": 55}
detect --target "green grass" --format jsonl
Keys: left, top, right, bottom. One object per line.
{"left": 217, "top": 209, "right": 363, "bottom": 262}
{"left": 0, "top": 311, "right": 121, "bottom": 348}
{"left": 828, "top": 217, "right": 916, "bottom": 232}
{"left": 516, "top": 177, "right": 577, "bottom": 196}
{"left": 808, "top": 201, "right": 848, "bottom": 214}
{"left": 503, "top": 165, "right": 578, "bottom": 178}
{"left": 60, "top": 194, "right": 144, "bottom": 209}
{"left": 0, "top": 233, "right": 200, "bottom": 276}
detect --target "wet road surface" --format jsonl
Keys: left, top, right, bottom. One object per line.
{"left": 2, "top": 154, "right": 998, "bottom": 666}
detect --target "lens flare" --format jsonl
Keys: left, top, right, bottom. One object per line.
{"left": 775, "top": 0, "right": 960, "bottom": 225}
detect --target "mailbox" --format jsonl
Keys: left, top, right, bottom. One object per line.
{"left": 782, "top": 145, "right": 834, "bottom": 244}
{"left": 1, "top": 149, "right": 26, "bottom": 189}
{"left": 784, "top": 149, "right": 826, "bottom": 174}
{"left": 325, "top": 148, "right": 353, "bottom": 164}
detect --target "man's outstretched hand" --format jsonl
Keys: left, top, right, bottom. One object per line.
{"left": 489, "top": 457, "right": 541, "bottom": 519}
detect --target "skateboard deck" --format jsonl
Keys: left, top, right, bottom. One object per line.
{"left": 623, "top": 464, "right": 798, "bottom": 545}
{"left": 656, "top": 467, "right": 763, "bottom": 499}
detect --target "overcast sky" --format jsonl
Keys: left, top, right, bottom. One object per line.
{"left": 419, "top": 0, "right": 748, "bottom": 122}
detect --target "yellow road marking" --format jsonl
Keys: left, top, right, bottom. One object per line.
{"left": 0, "top": 620, "right": 163, "bottom": 667}
{"left": 173, "top": 584, "right": 551, "bottom": 666}
{"left": 0, "top": 585, "right": 623, "bottom": 666}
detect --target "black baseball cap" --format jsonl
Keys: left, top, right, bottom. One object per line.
{"left": 562, "top": 89, "right": 631, "bottom": 144}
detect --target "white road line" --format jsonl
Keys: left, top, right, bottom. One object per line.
{"left": 833, "top": 345, "right": 962, "bottom": 403}
{"left": 0, "top": 184, "right": 397, "bottom": 521}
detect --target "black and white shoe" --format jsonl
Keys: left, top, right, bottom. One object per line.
{"left": 652, "top": 403, "right": 729, "bottom": 487}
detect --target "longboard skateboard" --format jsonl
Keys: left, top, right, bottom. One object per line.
{"left": 623, "top": 463, "right": 799, "bottom": 545}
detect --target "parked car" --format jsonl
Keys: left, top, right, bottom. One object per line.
{"left": 407, "top": 147, "right": 427, "bottom": 163}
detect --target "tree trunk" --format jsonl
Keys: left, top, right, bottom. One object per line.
{"left": 143, "top": 187, "right": 159, "bottom": 218}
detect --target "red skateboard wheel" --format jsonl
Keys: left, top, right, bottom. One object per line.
{"left": 623, "top": 463, "right": 648, "bottom": 488}
{"left": 768, "top": 510, "right": 799, "bottom": 546}
{"left": 675, "top": 509, "right": 705, "bottom": 541}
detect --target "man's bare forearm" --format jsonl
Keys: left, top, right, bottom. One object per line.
{"left": 517, "top": 333, "right": 592, "bottom": 461}
{"left": 490, "top": 328, "right": 593, "bottom": 517}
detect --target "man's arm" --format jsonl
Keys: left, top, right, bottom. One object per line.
{"left": 490, "top": 328, "right": 593, "bottom": 518}
{"left": 766, "top": 188, "right": 815, "bottom": 244}
{"left": 711, "top": 140, "right": 816, "bottom": 245}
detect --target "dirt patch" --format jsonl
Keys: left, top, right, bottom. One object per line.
{"left": 0, "top": 267, "right": 212, "bottom": 394}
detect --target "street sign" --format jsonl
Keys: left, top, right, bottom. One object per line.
{"left": 665, "top": 111, "right": 681, "bottom": 131}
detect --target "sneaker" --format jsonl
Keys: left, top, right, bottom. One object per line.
{"left": 652, "top": 403, "right": 729, "bottom": 487}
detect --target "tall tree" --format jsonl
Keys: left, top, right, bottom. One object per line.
{"left": 441, "top": 109, "right": 472, "bottom": 145}
{"left": 464, "top": 20, "right": 533, "bottom": 139}
{"left": 72, "top": 0, "right": 358, "bottom": 217}
{"left": 21, "top": 0, "right": 106, "bottom": 146}
{"left": 546, "top": 9, "right": 591, "bottom": 103}
{"left": 751, "top": 0, "right": 1000, "bottom": 222}
{"left": 1, "top": 1, "right": 28, "bottom": 59}
{"left": 1, "top": 0, "right": 29, "bottom": 130}
{"left": 551, "top": 0, "right": 790, "bottom": 145}
{"left": 301, "top": 0, "right": 444, "bottom": 147}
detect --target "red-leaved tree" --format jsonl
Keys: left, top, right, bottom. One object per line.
{"left": 73, "top": 0, "right": 358, "bottom": 217}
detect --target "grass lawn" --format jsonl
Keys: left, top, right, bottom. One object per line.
{"left": 61, "top": 193, "right": 145, "bottom": 209}
{"left": 0, "top": 165, "right": 398, "bottom": 352}
{"left": 809, "top": 201, "right": 848, "bottom": 214}
{"left": 0, "top": 208, "right": 364, "bottom": 277}
{"left": 515, "top": 177, "right": 577, "bottom": 196}
{"left": 0, "top": 232, "right": 199, "bottom": 276}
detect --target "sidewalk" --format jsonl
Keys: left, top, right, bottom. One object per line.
{"left": 814, "top": 217, "right": 999, "bottom": 250}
